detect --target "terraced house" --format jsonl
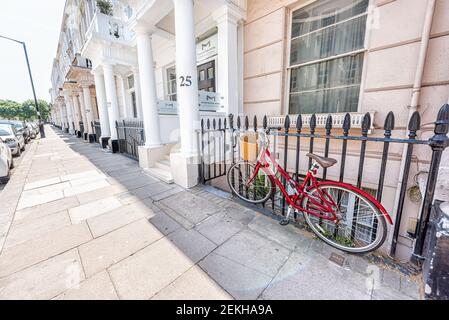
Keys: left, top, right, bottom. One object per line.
{"left": 50, "top": 0, "right": 449, "bottom": 263}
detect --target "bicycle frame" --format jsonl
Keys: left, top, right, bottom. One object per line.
{"left": 247, "top": 144, "right": 340, "bottom": 221}
{"left": 245, "top": 132, "right": 393, "bottom": 225}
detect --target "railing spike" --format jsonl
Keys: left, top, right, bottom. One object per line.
{"left": 325, "top": 115, "right": 333, "bottom": 134}
{"left": 213, "top": 118, "right": 216, "bottom": 129}
{"left": 408, "top": 111, "right": 421, "bottom": 133}
{"left": 343, "top": 113, "right": 351, "bottom": 133}
{"left": 207, "top": 118, "right": 210, "bottom": 129}
{"left": 218, "top": 118, "right": 222, "bottom": 130}
{"left": 245, "top": 116, "right": 249, "bottom": 130}
{"left": 310, "top": 114, "right": 316, "bottom": 131}
{"left": 224, "top": 117, "right": 227, "bottom": 129}
{"left": 253, "top": 115, "right": 258, "bottom": 131}
{"left": 362, "top": 112, "right": 371, "bottom": 135}
{"left": 384, "top": 111, "right": 395, "bottom": 131}
{"left": 296, "top": 114, "right": 302, "bottom": 131}
{"left": 237, "top": 116, "right": 241, "bottom": 129}
{"left": 284, "top": 115, "right": 290, "bottom": 130}
{"left": 228, "top": 114, "right": 234, "bottom": 129}
{"left": 263, "top": 115, "right": 268, "bottom": 129}
{"left": 435, "top": 103, "right": 449, "bottom": 135}
{"left": 201, "top": 118, "right": 204, "bottom": 130}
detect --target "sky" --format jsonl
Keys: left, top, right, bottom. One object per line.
{"left": 0, "top": 0, "right": 66, "bottom": 103}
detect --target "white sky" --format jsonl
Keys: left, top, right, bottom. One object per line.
{"left": 0, "top": 0, "right": 66, "bottom": 103}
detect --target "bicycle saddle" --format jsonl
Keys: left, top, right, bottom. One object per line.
{"left": 306, "top": 153, "right": 337, "bottom": 168}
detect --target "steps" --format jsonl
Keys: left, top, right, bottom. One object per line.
{"left": 145, "top": 155, "right": 174, "bottom": 184}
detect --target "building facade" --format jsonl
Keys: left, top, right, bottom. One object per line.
{"left": 50, "top": 0, "right": 449, "bottom": 261}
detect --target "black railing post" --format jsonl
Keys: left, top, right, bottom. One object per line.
{"left": 294, "top": 115, "right": 302, "bottom": 182}
{"left": 323, "top": 115, "right": 333, "bottom": 180}
{"left": 390, "top": 111, "right": 419, "bottom": 256}
{"left": 339, "top": 113, "right": 351, "bottom": 182}
{"left": 412, "top": 104, "right": 449, "bottom": 264}
{"left": 281, "top": 115, "right": 290, "bottom": 216}
{"left": 200, "top": 119, "right": 205, "bottom": 183}
{"left": 308, "top": 114, "right": 316, "bottom": 169}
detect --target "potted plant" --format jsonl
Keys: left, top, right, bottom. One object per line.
{"left": 96, "top": 0, "right": 114, "bottom": 16}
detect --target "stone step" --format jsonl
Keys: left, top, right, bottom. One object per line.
{"left": 155, "top": 159, "right": 170, "bottom": 171}
{"left": 163, "top": 155, "right": 170, "bottom": 161}
{"left": 145, "top": 167, "right": 174, "bottom": 184}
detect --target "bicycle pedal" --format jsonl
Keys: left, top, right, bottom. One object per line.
{"left": 279, "top": 219, "right": 289, "bottom": 226}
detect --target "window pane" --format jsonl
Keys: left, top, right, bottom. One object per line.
{"left": 290, "top": 15, "right": 367, "bottom": 65}
{"left": 199, "top": 70, "right": 206, "bottom": 81}
{"left": 291, "top": 0, "right": 369, "bottom": 38}
{"left": 207, "top": 67, "right": 214, "bottom": 79}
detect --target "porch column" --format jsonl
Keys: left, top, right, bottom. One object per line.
{"left": 61, "top": 103, "right": 68, "bottom": 131}
{"left": 82, "top": 84, "right": 95, "bottom": 139}
{"left": 136, "top": 30, "right": 162, "bottom": 148}
{"left": 92, "top": 70, "right": 112, "bottom": 141}
{"left": 132, "top": 68, "right": 143, "bottom": 119}
{"left": 171, "top": 0, "right": 200, "bottom": 188}
{"left": 213, "top": 5, "right": 242, "bottom": 116}
{"left": 71, "top": 93, "right": 81, "bottom": 133}
{"left": 103, "top": 63, "right": 121, "bottom": 151}
{"left": 78, "top": 90, "right": 88, "bottom": 138}
{"left": 118, "top": 74, "right": 131, "bottom": 119}
{"left": 63, "top": 90, "right": 75, "bottom": 134}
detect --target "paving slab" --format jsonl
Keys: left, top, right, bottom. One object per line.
{"left": 109, "top": 238, "right": 194, "bottom": 299}
{"left": 16, "top": 190, "right": 65, "bottom": 210}
{"left": 148, "top": 211, "right": 182, "bottom": 236}
{"left": 167, "top": 228, "right": 217, "bottom": 263}
{"left": 54, "top": 271, "right": 118, "bottom": 300}
{"left": 199, "top": 253, "right": 272, "bottom": 300}
{"left": 68, "top": 196, "right": 123, "bottom": 224}
{"left": 13, "top": 197, "right": 80, "bottom": 222}
{"left": 131, "top": 182, "right": 172, "bottom": 200}
{"left": 152, "top": 266, "right": 233, "bottom": 300}
{"left": 5, "top": 211, "right": 71, "bottom": 249}
{"left": 213, "top": 229, "right": 291, "bottom": 277}
{"left": 0, "top": 249, "right": 84, "bottom": 300}
{"left": 195, "top": 212, "right": 245, "bottom": 246}
{"left": 0, "top": 222, "right": 92, "bottom": 278}
{"left": 23, "top": 177, "right": 62, "bottom": 191}
{"left": 79, "top": 219, "right": 164, "bottom": 277}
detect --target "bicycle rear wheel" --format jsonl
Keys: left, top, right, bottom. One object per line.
{"left": 227, "top": 161, "right": 274, "bottom": 204}
{"left": 302, "top": 183, "right": 387, "bottom": 253}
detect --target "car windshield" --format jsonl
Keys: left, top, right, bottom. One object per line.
{"left": 0, "top": 126, "right": 13, "bottom": 136}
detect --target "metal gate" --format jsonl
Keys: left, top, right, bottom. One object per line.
{"left": 115, "top": 119, "right": 145, "bottom": 160}
{"left": 91, "top": 121, "right": 101, "bottom": 143}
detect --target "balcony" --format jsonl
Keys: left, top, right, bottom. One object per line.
{"left": 85, "top": 12, "right": 133, "bottom": 44}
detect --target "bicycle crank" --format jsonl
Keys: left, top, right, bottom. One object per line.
{"left": 280, "top": 206, "right": 294, "bottom": 226}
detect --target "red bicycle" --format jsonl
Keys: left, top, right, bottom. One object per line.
{"left": 227, "top": 129, "right": 393, "bottom": 253}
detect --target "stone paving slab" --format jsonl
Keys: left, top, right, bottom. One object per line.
{"left": 0, "top": 126, "right": 423, "bottom": 300}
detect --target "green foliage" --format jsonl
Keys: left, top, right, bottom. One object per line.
{"left": 96, "top": 0, "right": 114, "bottom": 15}
{"left": 0, "top": 99, "right": 51, "bottom": 121}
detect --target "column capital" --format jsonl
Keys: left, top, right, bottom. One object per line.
{"left": 135, "top": 25, "right": 156, "bottom": 37}
{"left": 212, "top": 4, "right": 245, "bottom": 25}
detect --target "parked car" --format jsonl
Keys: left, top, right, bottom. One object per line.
{"left": 0, "top": 120, "right": 30, "bottom": 144}
{"left": 26, "top": 122, "right": 36, "bottom": 139}
{"left": 31, "top": 122, "right": 39, "bottom": 137}
{"left": 0, "top": 136, "right": 13, "bottom": 184}
{"left": 0, "top": 123, "right": 25, "bottom": 156}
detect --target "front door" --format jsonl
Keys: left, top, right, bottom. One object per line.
{"left": 197, "top": 60, "right": 216, "bottom": 92}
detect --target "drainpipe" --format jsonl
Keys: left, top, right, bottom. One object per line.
{"left": 390, "top": 0, "right": 436, "bottom": 258}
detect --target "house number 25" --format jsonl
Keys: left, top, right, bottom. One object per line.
{"left": 179, "top": 76, "right": 192, "bottom": 87}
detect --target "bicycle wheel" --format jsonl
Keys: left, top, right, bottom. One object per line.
{"left": 302, "top": 183, "right": 387, "bottom": 253}
{"left": 227, "top": 161, "right": 274, "bottom": 204}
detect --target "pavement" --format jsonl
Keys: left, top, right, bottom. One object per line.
{"left": 0, "top": 125, "right": 423, "bottom": 300}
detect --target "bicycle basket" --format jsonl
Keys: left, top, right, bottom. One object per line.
{"left": 239, "top": 132, "right": 259, "bottom": 162}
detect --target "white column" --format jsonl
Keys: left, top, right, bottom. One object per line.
{"left": 103, "top": 63, "right": 121, "bottom": 140}
{"left": 63, "top": 90, "right": 75, "bottom": 134}
{"left": 70, "top": 92, "right": 81, "bottom": 131}
{"left": 78, "top": 91, "right": 88, "bottom": 132}
{"left": 82, "top": 84, "right": 94, "bottom": 134}
{"left": 93, "top": 71, "right": 111, "bottom": 138}
{"left": 136, "top": 31, "right": 162, "bottom": 148}
{"left": 213, "top": 6, "right": 241, "bottom": 116}
{"left": 61, "top": 102, "right": 68, "bottom": 130}
{"left": 118, "top": 74, "right": 131, "bottom": 119}
{"left": 133, "top": 69, "right": 143, "bottom": 119}
{"left": 173, "top": 0, "right": 200, "bottom": 155}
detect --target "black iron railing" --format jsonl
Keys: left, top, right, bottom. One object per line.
{"left": 91, "top": 121, "right": 101, "bottom": 143}
{"left": 199, "top": 104, "right": 449, "bottom": 262}
{"left": 115, "top": 119, "right": 145, "bottom": 160}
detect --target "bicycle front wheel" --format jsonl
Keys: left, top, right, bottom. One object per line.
{"left": 227, "top": 161, "right": 274, "bottom": 204}
{"left": 302, "top": 183, "right": 387, "bottom": 253}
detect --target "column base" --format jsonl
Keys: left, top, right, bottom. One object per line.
{"left": 101, "top": 137, "right": 110, "bottom": 149}
{"left": 138, "top": 145, "right": 170, "bottom": 169}
{"left": 77, "top": 131, "right": 82, "bottom": 138}
{"left": 170, "top": 152, "right": 199, "bottom": 189}
{"left": 69, "top": 129, "right": 75, "bottom": 135}
{"left": 88, "top": 134, "right": 96, "bottom": 143}
{"left": 83, "top": 133, "right": 88, "bottom": 141}
{"left": 109, "top": 139, "right": 119, "bottom": 153}
{"left": 64, "top": 128, "right": 69, "bottom": 133}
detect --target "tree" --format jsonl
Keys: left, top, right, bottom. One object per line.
{"left": 0, "top": 99, "right": 20, "bottom": 119}
{"left": 21, "top": 99, "right": 51, "bottom": 121}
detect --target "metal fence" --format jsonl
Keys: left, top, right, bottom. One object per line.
{"left": 115, "top": 119, "right": 145, "bottom": 160}
{"left": 91, "top": 121, "right": 101, "bottom": 143}
{"left": 199, "top": 104, "right": 449, "bottom": 262}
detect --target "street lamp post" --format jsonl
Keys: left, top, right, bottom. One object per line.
{"left": 0, "top": 34, "right": 46, "bottom": 138}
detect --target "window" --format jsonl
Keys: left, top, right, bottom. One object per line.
{"left": 289, "top": 0, "right": 369, "bottom": 114}
{"left": 166, "top": 66, "right": 177, "bottom": 101}
{"left": 127, "top": 74, "right": 138, "bottom": 118}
